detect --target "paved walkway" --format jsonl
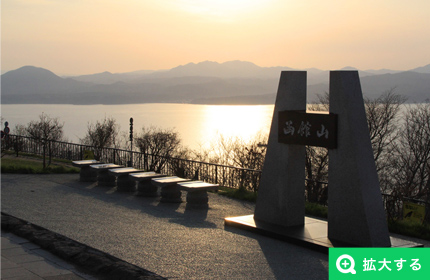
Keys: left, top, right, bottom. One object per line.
{"left": 2, "top": 230, "right": 97, "bottom": 280}
{"left": 3, "top": 173, "right": 423, "bottom": 279}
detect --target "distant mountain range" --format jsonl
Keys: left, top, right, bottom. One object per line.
{"left": 2, "top": 61, "right": 429, "bottom": 105}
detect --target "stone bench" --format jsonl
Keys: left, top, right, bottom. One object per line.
{"left": 151, "top": 176, "right": 191, "bottom": 203}
{"left": 72, "top": 160, "right": 102, "bottom": 182}
{"left": 178, "top": 181, "right": 219, "bottom": 208}
{"left": 129, "top": 172, "right": 166, "bottom": 197}
{"left": 90, "top": 163, "right": 123, "bottom": 187}
{"left": 108, "top": 167, "right": 143, "bottom": 192}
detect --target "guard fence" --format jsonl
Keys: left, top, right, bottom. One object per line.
{"left": 2, "top": 134, "right": 428, "bottom": 223}
{"left": 2, "top": 134, "right": 261, "bottom": 192}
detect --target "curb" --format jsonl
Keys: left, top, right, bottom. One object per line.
{"left": 1, "top": 212, "right": 166, "bottom": 280}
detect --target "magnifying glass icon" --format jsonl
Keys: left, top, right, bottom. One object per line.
{"left": 336, "top": 254, "right": 356, "bottom": 274}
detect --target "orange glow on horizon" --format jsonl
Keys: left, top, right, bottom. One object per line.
{"left": 2, "top": 0, "right": 429, "bottom": 75}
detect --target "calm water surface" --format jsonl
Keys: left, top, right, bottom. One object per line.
{"left": 1, "top": 103, "right": 274, "bottom": 150}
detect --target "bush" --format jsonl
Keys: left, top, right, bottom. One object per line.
{"left": 388, "top": 219, "right": 430, "bottom": 241}
{"left": 305, "top": 202, "right": 328, "bottom": 218}
{"left": 218, "top": 186, "right": 258, "bottom": 202}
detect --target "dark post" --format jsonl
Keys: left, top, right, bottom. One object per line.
{"left": 42, "top": 138, "right": 46, "bottom": 169}
{"left": 15, "top": 135, "right": 19, "bottom": 157}
{"left": 128, "top": 117, "right": 134, "bottom": 167}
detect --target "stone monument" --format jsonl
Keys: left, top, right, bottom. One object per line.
{"left": 224, "top": 71, "right": 419, "bottom": 249}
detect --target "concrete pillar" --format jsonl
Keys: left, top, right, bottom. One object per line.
{"left": 254, "top": 71, "right": 307, "bottom": 227}
{"left": 328, "top": 71, "right": 391, "bottom": 247}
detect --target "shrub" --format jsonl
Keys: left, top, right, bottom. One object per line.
{"left": 388, "top": 219, "right": 430, "bottom": 241}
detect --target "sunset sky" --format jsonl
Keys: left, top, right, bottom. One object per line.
{"left": 2, "top": 0, "right": 430, "bottom": 75}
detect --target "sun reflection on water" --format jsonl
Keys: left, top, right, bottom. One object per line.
{"left": 199, "top": 105, "right": 274, "bottom": 148}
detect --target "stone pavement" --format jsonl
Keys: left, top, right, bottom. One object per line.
{"left": 2, "top": 230, "right": 97, "bottom": 280}
{"left": 2, "top": 174, "right": 423, "bottom": 279}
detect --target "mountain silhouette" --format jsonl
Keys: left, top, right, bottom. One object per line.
{"left": 1, "top": 66, "right": 88, "bottom": 100}
{"left": 408, "top": 64, "right": 430, "bottom": 74}
{"left": 2, "top": 62, "right": 429, "bottom": 105}
{"left": 145, "top": 60, "right": 292, "bottom": 79}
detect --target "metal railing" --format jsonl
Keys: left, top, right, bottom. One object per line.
{"left": 2, "top": 134, "right": 262, "bottom": 191}
{"left": 2, "top": 134, "right": 428, "bottom": 223}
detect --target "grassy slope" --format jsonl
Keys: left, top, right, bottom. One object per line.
{"left": 1, "top": 155, "right": 79, "bottom": 174}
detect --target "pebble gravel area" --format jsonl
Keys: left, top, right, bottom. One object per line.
{"left": 2, "top": 173, "right": 332, "bottom": 279}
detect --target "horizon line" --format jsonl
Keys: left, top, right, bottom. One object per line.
{"left": 3, "top": 60, "right": 429, "bottom": 77}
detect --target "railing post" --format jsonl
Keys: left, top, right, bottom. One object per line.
{"left": 42, "top": 138, "right": 46, "bottom": 169}
{"left": 48, "top": 139, "right": 52, "bottom": 166}
{"left": 128, "top": 117, "right": 133, "bottom": 167}
{"left": 15, "top": 135, "right": 19, "bottom": 157}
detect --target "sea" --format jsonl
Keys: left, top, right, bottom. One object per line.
{"left": 1, "top": 103, "right": 274, "bottom": 150}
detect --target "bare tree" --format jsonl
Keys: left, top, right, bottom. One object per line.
{"left": 25, "top": 113, "right": 64, "bottom": 167}
{"left": 13, "top": 124, "right": 27, "bottom": 136}
{"left": 80, "top": 117, "right": 120, "bottom": 160}
{"left": 388, "top": 103, "right": 430, "bottom": 200}
{"left": 210, "top": 133, "right": 267, "bottom": 192}
{"left": 216, "top": 133, "right": 267, "bottom": 170}
{"left": 313, "top": 92, "right": 330, "bottom": 111}
{"left": 135, "top": 126, "right": 181, "bottom": 172}
{"left": 365, "top": 89, "right": 406, "bottom": 172}
{"left": 10, "top": 124, "right": 27, "bottom": 156}
{"left": 305, "top": 146, "right": 329, "bottom": 204}
{"left": 26, "top": 113, "right": 64, "bottom": 141}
